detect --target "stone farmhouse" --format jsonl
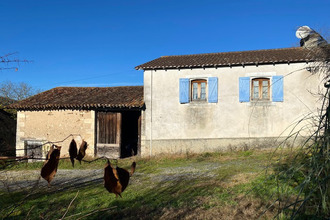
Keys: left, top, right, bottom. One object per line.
{"left": 135, "top": 47, "right": 321, "bottom": 156}
{"left": 10, "top": 47, "right": 322, "bottom": 158}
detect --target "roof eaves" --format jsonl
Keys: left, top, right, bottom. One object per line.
{"left": 137, "top": 59, "right": 312, "bottom": 70}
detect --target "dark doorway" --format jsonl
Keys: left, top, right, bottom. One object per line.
{"left": 121, "top": 111, "right": 141, "bottom": 158}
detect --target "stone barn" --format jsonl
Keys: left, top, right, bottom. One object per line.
{"left": 10, "top": 86, "right": 144, "bottom": 159}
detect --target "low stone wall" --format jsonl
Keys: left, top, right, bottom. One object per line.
{"left": 141, "top": 136, "right": 308, "bottom": 157}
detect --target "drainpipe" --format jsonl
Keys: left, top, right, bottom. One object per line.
{"left": 150, "top": 70, "right": 153, "bottom": 157}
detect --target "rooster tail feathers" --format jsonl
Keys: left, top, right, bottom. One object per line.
{"left": 70, "top": 158, "right": 75, "bottom": 167}
{"left": 130, "top": 162, "right": 136, "bottom": 176}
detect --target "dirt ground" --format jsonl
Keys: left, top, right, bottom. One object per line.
{"left": 0, "top": 156, "right": 278, "bottom": 219}
{"left": 0, "top": 161, "right": 224, "bottom": 192}
{"left": 0, "top": 169, "right": 104, "bottom": 192}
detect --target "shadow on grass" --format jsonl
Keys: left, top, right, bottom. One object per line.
{"left": 0, "top": 151, "right": 279, "bottom": 219}
{"left": 1, "top": 172, "right": 236, "bottom": 219}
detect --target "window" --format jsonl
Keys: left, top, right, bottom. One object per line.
{"left": 251, "top": 78, "right": 270, "bottom": 100}
{"left": 191, "top": 79, "right": 207, "bottom": 101}
{"left": 179, "top": 77, "right": 218, "bottom": 104}
{"left": 24, "top": 140, "right": 44, "bottom": 162}
{"left": 239, "top": 75, "right": 284, "bottom": 103}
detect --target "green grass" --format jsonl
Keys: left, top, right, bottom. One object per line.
{"left": 0, "top": 149, "right": 293, "bottom": 219}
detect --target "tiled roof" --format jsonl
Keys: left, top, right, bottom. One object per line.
{"left": 135, "top": 47, "right": 317, "bottom": 70}
{"left": 9, "top": 86, "right": 144, "bottom": 110}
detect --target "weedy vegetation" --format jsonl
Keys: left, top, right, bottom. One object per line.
{"left": 266, "top": 45, "right": 330, "bottom": 219}
{"left": 1, "top": 149, "right": 302, "bottom": 220}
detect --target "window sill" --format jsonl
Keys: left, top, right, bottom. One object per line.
{"left": 188, "top": 100, "right": 210, "bottom": 105}
{"left": 191, "top": 100, "right": 207, "bottom": 102}
{"left": 248, "top": 100, "right": 275, "bottom": 106}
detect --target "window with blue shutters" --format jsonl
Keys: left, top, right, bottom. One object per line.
{"left": 239, "top": 75, "right": 284, "bottom": 102}
{"left": 179, "top": 77, "right": 218, "bottom": 104}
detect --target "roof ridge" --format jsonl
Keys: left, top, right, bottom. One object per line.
{"left": 9, "top": 86, "right": 144, "bottom": 110}
{"left": 53, "top": 85, "right": 143, "bottom": 89}
{"left": 136, "top": 47, "right": 315, "bottom": 70}
{"left": 160, "top": 47, "right": 303, "bottom": 58}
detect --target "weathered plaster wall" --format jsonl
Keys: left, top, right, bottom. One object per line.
{"left": 142, "top": 63, "right": 321, "bottom": 156}
{"left": 16, "top": 110, "right": 95, "bottom": 158}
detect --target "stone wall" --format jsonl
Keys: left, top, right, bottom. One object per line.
{"left": 141, "top": 62, "right": 321, "bottom": 156}
{"left": 16, "top": 110, "right": 95, "bottom": 158}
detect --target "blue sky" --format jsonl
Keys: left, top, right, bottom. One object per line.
{"left": 0, "top": 0, "right": 329, "bottom": 91}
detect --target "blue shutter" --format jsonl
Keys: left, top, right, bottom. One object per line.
{"left": 272, "top": 75, "right": 283, "bottom": 102}
{"left": 208, "top": 77, "right": 218, "bottom": 103}
{"left": 179, "top": 78, "right": 189, "bottom": 103}
{"left": 239, "top": 77, "right": 250, "bottom": 102}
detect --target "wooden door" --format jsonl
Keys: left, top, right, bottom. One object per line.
{"left": 96, "top": 112, "right": 121, "bottom": 158}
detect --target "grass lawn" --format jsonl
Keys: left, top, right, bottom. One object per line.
{"left": 0, "top": 149, "right": 296, "bottom": 219}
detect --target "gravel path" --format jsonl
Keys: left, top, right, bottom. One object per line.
{"left": 0, "top": 169, "right": 104, "bottom": 192}
{"left": 0, "top": 162, "right": 227, "bottom": 193}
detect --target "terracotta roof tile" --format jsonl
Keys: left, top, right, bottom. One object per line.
{"left": 9, "top": 86, "right": 144, "bottom": 110}
{"left": 135, "top": 47, "right": 317, "bottom": 70}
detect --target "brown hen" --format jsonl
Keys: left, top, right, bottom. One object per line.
{"left": 76, "top": 140, "right": 87, "bottom": 164}
{"left": 41, "top": 145, "right": 61, "bottom": 187}
{"left": 68, "top": 139, "right": 77, "bottom": 167}
{"left": 104, "top": 160, "right": 136, "bottom": 197}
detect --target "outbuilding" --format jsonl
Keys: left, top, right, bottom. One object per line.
{"left": 10, "top": 86, "right": 144, "bottom": 159}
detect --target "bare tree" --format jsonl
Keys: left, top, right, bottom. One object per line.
{"left": 0, "top": 81, "right": 41, "bottom": 101}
